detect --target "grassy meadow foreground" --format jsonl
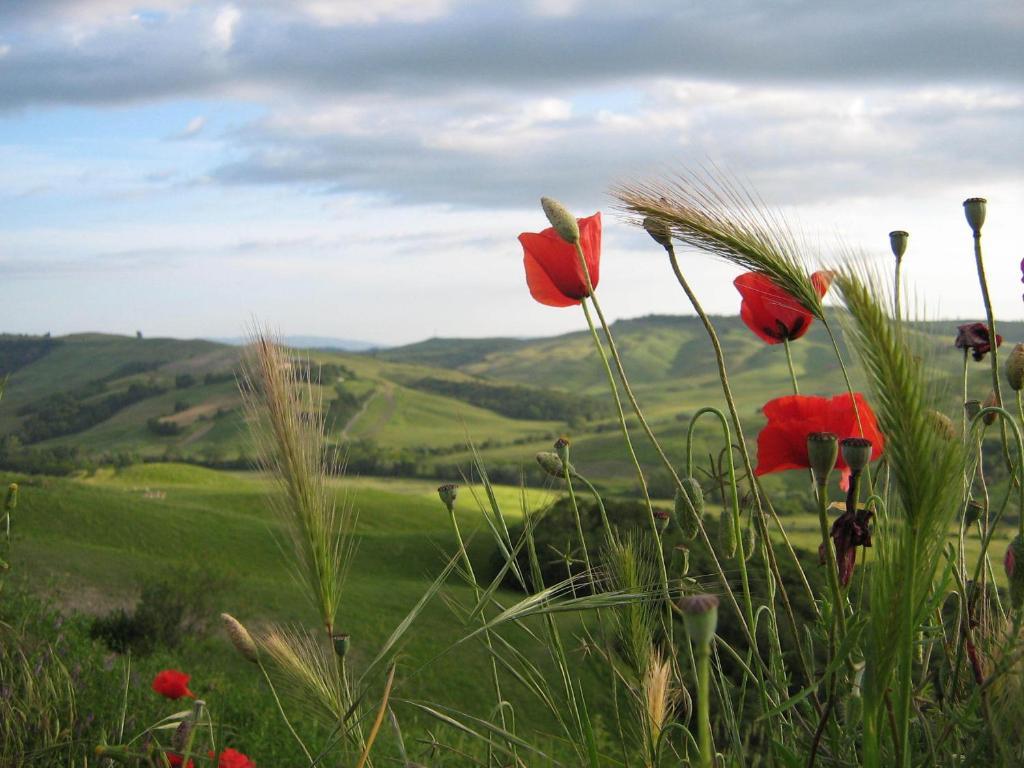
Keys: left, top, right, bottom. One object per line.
{"left": 3, "top": 192, "right": 1024, "bottom": 767}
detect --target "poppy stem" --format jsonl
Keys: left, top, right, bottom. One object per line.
{"left": 783, "top": 337, "right": 800, "bottom": 395}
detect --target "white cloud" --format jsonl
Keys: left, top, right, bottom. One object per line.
{"left": 212, "top": 4, "right": 240, "bottom": 51}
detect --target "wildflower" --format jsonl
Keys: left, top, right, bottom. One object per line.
{"left": 955, "top": 322, "right": 1002, "bottom": 362}
{"left": 213, "top": 748, "right": 256, "bottom": 768}
{"left": 733, "top": 270, "right": 833, "bottom": 344}
{"left": 151, "top": 669, "right": 194, "bottom": 700}
{"left": 519, "top": 212, "right": 601, "bottom": 307}
{"left": 820, "top": 506, "right": 874, "bottom": 587}
{"left": 755, "top": 393, "right": 884, "bottom": 489}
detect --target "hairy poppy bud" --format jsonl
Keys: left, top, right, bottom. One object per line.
{"left": 553, "top": 436, "right": 570, "bottom": 464}
{"left": 540, "top": 197, "right": 580, "bottom": 244}
{"left": 1005, "top": 535, "right": 1024, "bottom": 610}
{"left": 889, "top": 230, "right": 908, "bottom": 260}
{"left": 674, "top": 478, "right": 703, "bottom": 540}
{"left": 220, "top": 613, "right": 258, "bottom": 664}
{"left": 718, "top": 509, "right": 737, "bottom": 558}
{"left": 333, "top": 632, "right": 351, "bottom": 658}
{"left": 743, "top": 522, "right": 757, "bottom": 562}
{"left": 840, "top": 437, "right": 873, "bottom": 475}
{"left": 982, "top": 390, "right": 1000, "bottom": 425}
{"left": 1006, "top": 344, "right": 1024, "bottom": 391}
{"left": 964, "top": 399, "right": 982, "bottom": 422}
{"left": 643, "top": 216, "right": 673, "bottom": 250}
{"left": 679, "top": 594, "right": 719, "bottom": 647}
{"left": 437, "top": 483, "right": 458, "bottom": 511}
{"left": 963, "top": 197, "right": 987, "bottom": 235}
{"left": 654, "top": 507, "right": 671, "bottom": 533}
{"left": 5, "top": 483, "right": 16, "bottom": 512}
{"left": 536, "top": 451, "right": 575, "bottom": 479}
{"left": 807, "top": 432, "right": 839, "bottom": 486}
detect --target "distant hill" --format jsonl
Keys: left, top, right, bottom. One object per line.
{"left": 210, "top": 335, "right": 381, "bottom": 351}
{"left": 1, "top": 316, "right": 1020, "bottom": 489}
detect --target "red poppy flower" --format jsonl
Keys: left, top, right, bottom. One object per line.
{"left": 152, "top": 669, "right": 194, "bottom": 700}
{"left": 213, "top": 748, "right": 256, "bottom": 768}
{"left": 519, "top": 212, "right": 601, "bottom": 307}
{"left": 955, "top": 322, "right": 1002, "bottom": 361}
{"left": 755, "top": 393, "right": 884, "bottom": 488}
{"left": 167, "top": 755, "right": 195, "bottom": 768}
{"left": 734, "top": 271, "right": 833, "bottom": 344}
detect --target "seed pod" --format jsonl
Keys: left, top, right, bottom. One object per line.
{"left": 674, "top": 478, "right": 704, "bottom": 540}
{"left": 982, "top": 390, "right": 1000, "bottom": 425}
{"left": 333, "top": 633, "right": 351, "bottom": 659}
{"left": 437, "top": 483, "right": 458, "bottom": 511}
{"left": 1005, "top": 535, "right": 1024, "bottom": 611}
{"left": 540, "top": 197, "right": 580, "bottom": 244}
{"left": 718, "top": 508, "right": 737, "bottom": 558}
{"left": 964, "top": 399, "right": 982, "bottom": 422}
{"left": 963, "top": 197, "right": 987, "bottom": 235}
{"left": 839, "top": 437, "right": 873, "bottom": 475}
{"left": 807, "top": 432, "right": 838, "bottom": 486}
{"left": 220, "top": 613, "right": 258, "bottom": 664}
{"left": 679, "top": 594, "right": 719, "bottom": 647}
{"left": 1006, "top": 344, "right": 1024, "bottom": 391}
{"left": 553, "top": 436, "right": 570, "bottom": 464}
{"left": 889, "top": 230, "right": 909, "bottom": 261}
{"left": 643, "top": 216, "right": 673, "bottom": 249}
{"left": 964, "top": 500, "right": 983, "bottom": 527}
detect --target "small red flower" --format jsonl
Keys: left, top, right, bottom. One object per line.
{"left": 955, "top": 322, "right": 1002, "bottom": 361}
{"left": 213, "top": 748, "right": 256, "bottom": 768}
{"left": 167, "top": 755, "right": 195, "bottom": 768}
{"left": 152, "top": 669, "right": 194, "bottom": 700}
{"left": 519, "top": 212, "right": 601, "bottom": 307}
{"left": 755, "top": 393, "right": 884, "bottom": 488}
{"left": 734, "top": 271, "right": 833, "bottom": 344}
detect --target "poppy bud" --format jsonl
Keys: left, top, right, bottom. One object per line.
{"left": 1006, "top": 344, "right": 1024, "bottom": 391}
{"left": 220, "top": 613, "right": 258, "bottom": 664}
{"left": 674, "top": 478, "right": 703, "bottom": 540}
{"left": 743, "top": 522, "right": 757, "bottom": 562}
{"left": 333, "top": 632, "right": 351, "bottom": 658}
{"left": 840, "top": 437, "right": 873, "bottom": 475}
{"left": 807, "top": 432, "right": 839, "bottom": 486}
{"left": 540, "top": 197, "right": 580, "bottom": 244}
{"left": 718, "top": 509, "right": 737, "bottom": 558}
{"left": 963, "top": 197, "right": 987, "bottom": 235}
{"left": 553, "top": 436, "right": 570, "bottom": 464}
{"left": 654, "top": 507, "right": 671, "bottom": 533}
{"left": 643, "top": 216, "right": 673, "bottom": 250}
{"left": 536, "top": 451, "right": 574, "bottom": 479}
{"left": 679, "top": 594, "right": 719, "bottom": 647}
{"left": 982, "top": 390, "right": 1000, "bottom": 425}
{"left": 964, "top": 399, "right": 982, "bottom": 422}
{"left": 437, "top": 483, "right": 458, "bottom": 511}
{"left": 889, "top": 230, "right": 908, "bottom": 261}
{"left": 1004, "top": 535, "right": 1024, "bottom": 610}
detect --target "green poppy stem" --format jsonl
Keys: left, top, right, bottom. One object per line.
{"left": 783, "top": 337, "right": 800, "bottom": 395}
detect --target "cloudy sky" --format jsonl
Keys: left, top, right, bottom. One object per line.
{"left": 1, "top": 1, "right": 1022, "bottom": 345}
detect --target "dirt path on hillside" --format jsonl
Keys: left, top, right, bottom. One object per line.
{"left": 340, "top": 382, "right": 395, "bottom": 441}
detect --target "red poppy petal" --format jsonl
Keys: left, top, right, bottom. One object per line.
{"left": 811, "top": 270, "right": 835, "bottom": 298}
{"left": 519, "top": 231, "right": 588, "bottom": 303}
{"left": 740, "top": 297, "right": 784, "bottom": 344}
{"left": 577, "top": 212, "right": 602, "bottom": 291}
{"left": 735, "top": 272, "right": 814, "bottom": 342}
{"left": 523, "top": 251, "right": 581, "bottom": 307}
{"left": 756, "top": 419, "right": 811, "bottom": 475}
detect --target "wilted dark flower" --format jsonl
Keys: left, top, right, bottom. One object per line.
{"left": 955, "top": 322, "right": 1002, "bottom": 362}
{"left": 820, "top": 507, "right": 874, "bottom": 587}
